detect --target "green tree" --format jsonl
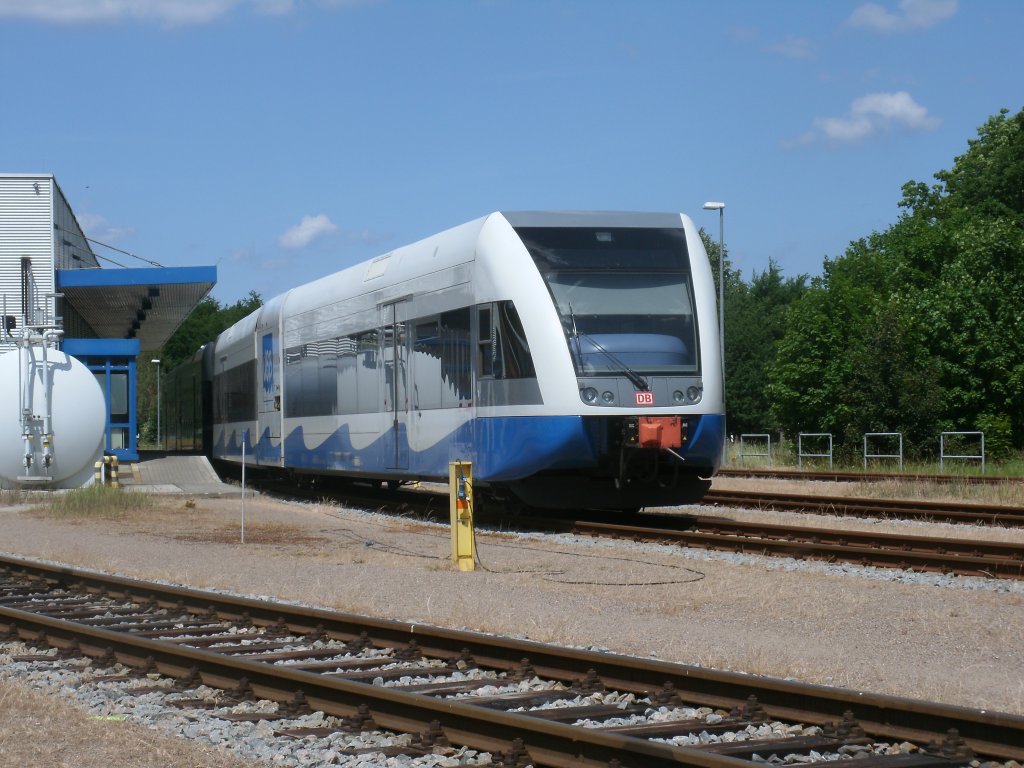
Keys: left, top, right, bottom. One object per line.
{"left": 161, "top": 290, "right": 263, "bottom": 370}
{"left": 768, "top": 234, "right": 901, "bottom": 443}
{"left": 768, "top": 107, "right": 1024, "bottom": 456}
{"left": 139, "top": 291, "right": 263, "bottom": 444}
{"left": 726, "top": 261, "right": 807, "bottom": 435}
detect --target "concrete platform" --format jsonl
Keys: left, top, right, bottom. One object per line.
{"left": 123, "top": 453, "right": 238, "bottom": 496}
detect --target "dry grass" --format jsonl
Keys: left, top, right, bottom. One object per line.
{"left": 172, "top": 521, "right": 329, "bottom": 547}
{"left": 713, "top": 475, "right": 1024, "bottom": 506}
{"left": 0, "top": 489, "right": 26, "bottom": 506}
{"left": 38, "top": 485, "right": 157, "bottom": 520}
{"left": 847, "top": 477, "right": 1024, "bottom": 506}
{"left": 0, "top": 677, "right": 259, "bottom": 768}
{"left": 708, "top": 476, "right": 1024, "bottom": 544}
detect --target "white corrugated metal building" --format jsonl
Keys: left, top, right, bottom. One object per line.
{"left": 0, "top": 173, "right": 216, "bottom": 460}
{"left": 0, "top": 174, "right": 100, "bottom": 344}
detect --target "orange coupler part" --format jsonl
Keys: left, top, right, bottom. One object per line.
{"left": 638, "top": 416, "right": 682, "bottom": 449}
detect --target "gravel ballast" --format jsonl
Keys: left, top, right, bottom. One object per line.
{"left": 0, "top": 485, "right": 1022, "bottom": 764}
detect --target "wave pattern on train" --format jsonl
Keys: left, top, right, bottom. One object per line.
{"left": 167, "top": 211, "right": 725, "bottom": 510}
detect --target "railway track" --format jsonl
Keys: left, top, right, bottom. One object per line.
{"left": 1, "top": 554, "right": 1021, "bottom": 765}
{"left": 532, "top": 513, "right": 1024, "bottom": 581}
{"left": 717, "top": 467, "right": 1022, "bottom": 486}
{"left": 703, "top": 489, "right": 1024, "bottom": 528}
{"left": 249, "top": 480, "right": 1024, "bottom": 582}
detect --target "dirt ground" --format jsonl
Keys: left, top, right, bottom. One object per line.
{"left": 1, "top": 479, "right": 1023, "bottom": 765}
{"left": 0, "top": 676, "right": 255, "bottom": 768}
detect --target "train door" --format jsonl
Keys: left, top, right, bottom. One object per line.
{"left": 381, "top": 299, "right": 409, "bottom": 470}
{"left": 255, "top": 294, "right": 285, "bottom": 466}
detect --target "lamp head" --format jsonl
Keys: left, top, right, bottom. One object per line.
{"left": 702, "top": 201, "right": 725, "bottom": 211}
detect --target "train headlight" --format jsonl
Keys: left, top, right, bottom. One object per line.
{"left": 581, "top": 387, "right": 599, "bottom": 404}
{"left": 601, "top": 390, "right": 615, "bottom": 404}
{"left": 686, "top": 386, "right": 702, "bottom": 403}
{"left": 672, "top": 390, "right": 685, "bottom": 404}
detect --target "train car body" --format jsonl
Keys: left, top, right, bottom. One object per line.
{"left": 204, "top": 211, "right": 724, "bottom": 509}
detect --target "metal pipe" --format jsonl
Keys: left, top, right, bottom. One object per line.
{"left": 39, "top": 330, "right": 62, "bottom": 468}
{"left": 19, "top": 342, "right": 32, "bottom": 470}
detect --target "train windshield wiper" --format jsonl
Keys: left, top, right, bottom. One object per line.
{"left": 579, "top": 332, "right": 650, "bottom": 391}
{"left": 564, "top": 304, "right": 649, "bottom": 392}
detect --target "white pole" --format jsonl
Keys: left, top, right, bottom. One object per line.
{"left": 703, "top": 202, "right": 727, "bottom": 466}
{"left": 240, "top": 429, "right": 246, "bottom": 544}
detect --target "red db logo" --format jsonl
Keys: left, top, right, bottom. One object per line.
{"left": 635, "top": 391, "right": 654, "bottom": 406}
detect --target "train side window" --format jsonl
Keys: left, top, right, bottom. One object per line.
{"left": 337, "top": 336, "right": 358, "bottom": 415}
{"left": 413, "top": 319, "right": 442, "bottom": 410}
{"left": 356, "top": 329, "right": 380, "bottom": 413}
{"left": 478, "top": 302, "right": 536, "bottom": 381}
{"left": 440, "top": 308, "right": 471, "bottom": 407}
{"left": 317, "top": 338, "right": 339, "bottom": 416}
{"left": 496, "top": 302, "right": 535, "bottom": 379}
{"left": 477, "top": 306, "right": 494, "bottom": 378}
{"left": 283, "top": 345, "right": 302, "bottom": 417}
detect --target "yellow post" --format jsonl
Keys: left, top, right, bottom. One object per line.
{"left": 109, "top": 456, "right": 120, "bottom": 489}
{"left": 449, "top": 461, "right": 475, "bottom": 572}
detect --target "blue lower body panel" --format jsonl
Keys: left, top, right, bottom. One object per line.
{"left": 219, "top": 412, "right": 724, "bottom": 508}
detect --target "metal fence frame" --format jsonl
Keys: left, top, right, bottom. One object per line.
{"left": 738, "top": 434, "right": 772, "bottom": 467}
{"left": 939, "top": 431, "right": 985, "bottom": 474}
{"left": 863, "top": 432, "right": 903, "bottom": 471}
{"left": 798, "top": 433, "right": 833, "bottom": 469}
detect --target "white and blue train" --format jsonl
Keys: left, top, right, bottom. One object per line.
{"left": 176, "top": 211, "right": 724, "bottom": 510}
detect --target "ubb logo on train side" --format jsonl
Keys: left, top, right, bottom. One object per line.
{"left": 262, "top": 333, "right": 274, "bottom": 395}
{"left": 635, "top": 391, "right": 654, "bottom": 406}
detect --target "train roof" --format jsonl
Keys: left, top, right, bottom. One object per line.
{"left": 499, "top": 211, "right": 687, "bottom": 229}
{"left": 217, "top": 211, "right": 696, "bottom": 347}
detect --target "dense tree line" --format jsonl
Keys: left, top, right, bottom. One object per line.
{"left": 716, "top": 107, "right": 1022, "bottom": 460}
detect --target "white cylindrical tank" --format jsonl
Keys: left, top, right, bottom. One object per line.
{"left": 0, "top": 347, "right": 107, "bottom": 489}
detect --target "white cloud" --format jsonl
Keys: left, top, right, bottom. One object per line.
{"left": 76, "top": 212, "right": 133, "bottom": 243}
{"left": 847, "top": 0, "right": 957, "bottom": 33}
{"left": 0, "top": 0, "right": 237, "bottom": 25}
{"left": 793, "top": 91, "right": 940, "bottom": 146}
{"left": 278, "top": 214, "right": 338, "bottom": 250}
{"left": 764, "top": 35, "right": 815, "bottom": 60}
{"left": 0, "top": 0, "right": 370, "bottom": 24}
{"left": 252, "top": 0, "right": 294, "bottom": 15}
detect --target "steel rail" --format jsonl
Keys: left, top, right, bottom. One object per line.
{"left": 703, "top": 489, "right": 1024, "bottom": 527}
{"left": 717, "top": 468, "right": 1021, "bottom": 486}
{"left": 0, "top": 555, "right": 1021, "bottom": 760}
{"left": 560, "top": 518, "right": 1024, "bottom": 580}
{"left": 0, "top": 604, "right": 749, "bottom": 768}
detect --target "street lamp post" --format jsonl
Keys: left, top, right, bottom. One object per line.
{"left": 151, "top": 359, "right": 162, "bottom": 450}
{"left": 702, "top": 202, "right": 727, "bottom": 465}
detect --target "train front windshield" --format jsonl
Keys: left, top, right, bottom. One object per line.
{"left": 516, "top": 226, "right": 699, "bottom": 376}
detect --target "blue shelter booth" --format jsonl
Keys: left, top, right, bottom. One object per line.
{"left": 62, "top": 339, "right": 140, "bottom": 461}
{"left": 57, "top": 266, "right": 217, "bottom": 462}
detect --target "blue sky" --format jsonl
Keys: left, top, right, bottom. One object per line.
{"left": 2, "top": 0, "right": 1021, "bottom": 304}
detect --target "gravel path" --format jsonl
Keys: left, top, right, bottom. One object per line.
{"left": 0, "top": 486, "right": 1022, "bottom": 764}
